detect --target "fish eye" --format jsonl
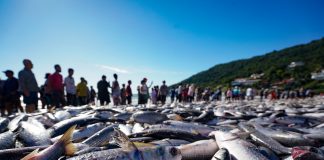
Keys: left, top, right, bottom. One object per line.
{"left": 169, "top": 147, "right": 178, "bottom": 156}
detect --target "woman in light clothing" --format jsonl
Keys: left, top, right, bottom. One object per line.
{"left": 111, "top": 73, "right": 121, "bottom": 106}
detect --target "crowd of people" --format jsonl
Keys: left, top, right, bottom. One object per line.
{"left": 168, "top": 84, "right": 315, "bottom": 103}
{"left": 0, "top": 59, "right": 171, "bottom": 116}
{"left": 0, "top": 59, "right": 318, "bottom": 116}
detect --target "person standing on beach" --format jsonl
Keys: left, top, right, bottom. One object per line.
{"left": 259, "top": 88, "right": 264, "bottom": 102}
{"left": 159, "top": 81, "right": 168, "bottom": 105}
{"left": 226, "top": 88, "right": 232, "bottom": 101}
{"left": 151, "top": 87, "right": 157, "bottom": 104}
{"left": 120, "top": 84, "right": 127, "bottom": 105}
{"left": 170, "top": 88, "right": 176, "bottom": 103}
{"left": 137, "top": 85, "right": 141, "bottom": 105}
{"left": 187, "top": 84, "right": 195, "bottom": 102}
{"left": 182, "top": 85, "right": 189, "bottom": 102}
{"left": 42, "top": 73, "right": 52, "bottom": 109}
{"left": 3, "top": 70, "right": 22, "bottom": 115}
{"left": 0, "top": 78, "right": 5, "bottom": 116}
{"left": 18, "top": 59, "right": 39, "bottom": 113}
{"left": 64, "top": 68, "right": 77, "bottom": 106}
{"left": 76, "top": 77, "right": 88, "bottom": 105}
{"left": 139, "top": 78, "right": 152, "bottom": 105}
{"left": 89, "top": 86, "right": 96, "bottom": 105}
{"left": 111, "top": 73, "right": 121, "bottom": 106}
{"left": 48, "top": 64, "right": 66, "bottom": 108}
{"left": 177, "top": 85, "right": 182, "bottom": 102}
{"left": 246, "top": 87, "right": 252, "bottom": 101}
{"left": 126, "top": 80, "right": 132, "bottom": 105}
{"left": 97, "top": 75, "right": 111, "bottom": 106}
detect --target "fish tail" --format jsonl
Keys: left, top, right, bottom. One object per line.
{"left": 59, "top": 125, "right": 77, "bottom": 156}
{"left": 21, "top": 148, "right": 39, "bottom": 160}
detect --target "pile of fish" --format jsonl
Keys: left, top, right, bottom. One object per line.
{"left": 0, "top": 96, "right": 324, "bottom": 160}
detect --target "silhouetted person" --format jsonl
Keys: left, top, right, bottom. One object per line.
{"left": 90, "top": 86, "right": 96, "bottom": 105}
{"left": 48, "top": 64, "right": 66, "bottom": 108}
{"left": 0, "top": 78, "right": 5, "bottom": 116}
{"left": 170, "top": 88, "right": 176, "bottom": 103}
{"left": 41, "top": 73, "right": 52, "bottom": 109}
{"left": 97, "top": 75, "right": 111, "bottom": 106}
{"left": 111, "top": 73, "right": 120, "bottom": 106}
{"left": 64, "top": 68, "right": 77, "bottom": 106}
{"left": 126, "top": 80, "right": 132, "bottom": 105}
{"left": 3, "top": 70, "right": 23, "bottom": 115}
{"left": 120, "top": 84, "right": 126, "bottom": 105}
{"left": 159, "top": 80, "right": 168, "bottom": 105}
{"left": 18, "top": 59, "right": 39, "bottom": 113}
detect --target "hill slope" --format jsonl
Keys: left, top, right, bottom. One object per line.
{"left": 175, "top": 38, "right": 324, "bottom": 91}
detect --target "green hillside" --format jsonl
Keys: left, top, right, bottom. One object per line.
{"left": 175, "top": 38, "right": 324, "bottom": 92}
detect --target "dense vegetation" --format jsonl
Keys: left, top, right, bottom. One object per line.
{"left": 174, "top": 38, "right": 324, "bottom": 92}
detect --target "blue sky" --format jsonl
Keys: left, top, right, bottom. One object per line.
{"left": 0, "top": 0, "right": 324, "bottom": 90}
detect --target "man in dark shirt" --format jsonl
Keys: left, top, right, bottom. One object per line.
{"left": 97, "top": 75, "right": 111, "bottom": 106}
{"left": 18, "top": 59, "right": 39, "bottom": 113}
{"left": 120, "top": 84, "right": 126, "bottom": 105}
{"left": 126, "top": 80, "right": 132, "bottom": 105}
{"left": 0, "top": 78, "right": 5, "bottom": 116}
{"left": 159, "top": 80, "right": 168, "bottom": 105}
{"left": 3, "top": 70, "right": 23, "bottom": 115}
{"left": 90, "top": 86, "right": 96, "bottom": 105}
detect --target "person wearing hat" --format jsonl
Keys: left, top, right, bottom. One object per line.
{"left": 97, "top": 75, "right": 111, "bottom": 106}
{"left": 18, "top": 59, "right": 39, "bottom": 113}
{"left": 3, "top": 70, "right": 23, "bottom": 115}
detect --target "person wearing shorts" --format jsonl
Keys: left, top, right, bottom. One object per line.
{"left": 18, "top": 59, "right": 39, "bottom": 113}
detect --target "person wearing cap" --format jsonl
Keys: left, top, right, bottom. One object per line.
{"left": 2, "top": 70, "right": 23, "bottom": 115}
{"left": 64, "top": 68, "right": 77, "bottom": 106}
{"left": 111, "top": 73, "right": 121, "bottom": 106}
{"left": 48, "top": 64, "right": 66, "bottom": 108}
{"left": 76, "top": 77, "right": 88, "bottom": 105}
{"left": 18, "top": 59, "right": 39, "bottom": 113}
{"left": 159, "top": 80, "right": 168, "bottom": 105}
{"left": 97, "top": 75, "right": 111, "bottom": 106}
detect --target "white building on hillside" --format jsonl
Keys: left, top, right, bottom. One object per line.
{"left": 288, "top": 61, "right": 304, "bottom": 68}
{"left": 311, "top": 70, "right": 324, "bottom": 80}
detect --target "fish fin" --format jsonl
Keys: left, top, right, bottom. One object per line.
{"left": 47, "top": 106, "right": 56, "bottom": 113}
{"left": 65, "top": 142, "right": 76, "bottom": 156}
{"left": 21, "top": 148, "right": 39, "bottom": 160}
{"left": 113, "top": 127, "right": 137, "bottom": 150}
{"left": 78, "top": 126, "right": 86, "bottom": 131}
{"left": 59, "top": 125, "right": 77, "bottom": 156}
{"left": 233, "top": 132, "right": 252, "bottom": 140}
{"left": 133, "top": 142, "right": 156, "bottom": 148}
{"left": 191, "top": 129, "right": 199, "bottom": 135}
